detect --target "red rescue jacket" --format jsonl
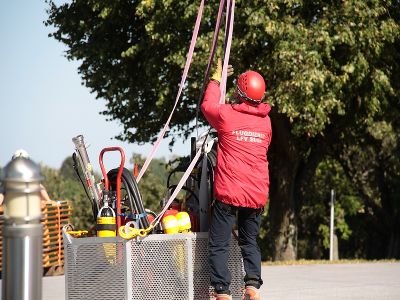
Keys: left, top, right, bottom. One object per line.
{"left": 201, "top": 80, "right": 272, "bottom": 208}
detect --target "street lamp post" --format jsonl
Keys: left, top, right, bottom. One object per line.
{"left": 1, "top": 156, "right": 43, "bottom": 300}
{"left": 329, "top": 189, "right": 336, "bottom": 261}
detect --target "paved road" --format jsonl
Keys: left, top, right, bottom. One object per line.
{"left": 261, "top": 262, "right": 400, "bottom": 300}
{"left": 3, "top": 262, "right": 400, "bottom": 299}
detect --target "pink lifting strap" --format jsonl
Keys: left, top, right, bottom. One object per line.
{"left": 195, "top": 0, "right": 226, "bottom": 136}
{"left": 151, "top": 147, "right": 203, "bottom": 227}
{"left": 136, "top": 0, "right": 205, "bottom": 183}
{"left": 219, "top": 0, "right": 235, "bottom": 104}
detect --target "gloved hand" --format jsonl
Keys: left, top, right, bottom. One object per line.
{"left": 211, "top": 58, "right": 234, "bottom": 82}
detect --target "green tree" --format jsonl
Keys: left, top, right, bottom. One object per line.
{"left": 42, "top": 158, "right": 95, "bottom": 231}
{"left": 46, "top": 0, "right": 400, "bottom": 260}
{"left": 339, "top": 120, "right": 400, "bottom": 258}
{"left": 298, "top": 121, "right": 400, "bottom": 260}
{"left": 59, "top": 155, "right": 78, "bottom": 180}
{"left": 298, "top": 158, "right": 364, "bottom": 259}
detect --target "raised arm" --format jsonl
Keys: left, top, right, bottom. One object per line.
{"left": 201, "top": 80, "right": 222, "bottom": 129}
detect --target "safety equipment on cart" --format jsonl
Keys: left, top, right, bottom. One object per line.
{"left": 118, "top": 221, "right": 150, "bottom": 239}
{"left": 99, "top": 146, "right": 126, "bottom": 231}
{"left": 63, "top": 224, "right": 89, "bottom": 238}
{"left": 96, "top": 201, "right": 118, "bottom": 265}
{"left": 164, "top": 185, "right": 200, "bottom": 232}
{"left": 118, "top": 145, "right": 204, "bottom": 240}
{"left": 161, "top": 215, "right": 180, "bottom": 234}
{"left": 107, "top": 168, "right": 150, "bottom": 229}
{"left": 176, "top": 211, "right": 192, "bottom": 233}
{"left": 163, "top": 129, "right": 217, "bottom": 233}
{"left": 66, "top": 230, "right": 89, "bottom": 238}
{"left": 96, "top": 196, "right": 116, "bottom": 237}
{"left": 234, "top": 71, "right": 266, "bottom": 105}
{"left": 72, "top": 135, "right": 101, "bottom": 221}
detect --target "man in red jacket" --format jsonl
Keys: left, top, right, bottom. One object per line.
{"left": 201, "top": 60, "right": 272, "bottom": 300}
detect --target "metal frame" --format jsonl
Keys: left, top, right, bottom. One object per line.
{"left": 63, "top": 230, "right": 244, "bottom": 300}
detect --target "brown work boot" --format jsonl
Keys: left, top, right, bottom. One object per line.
{"left": 242, "top": 286, "right": 260, "bottom": 300}
{"left": 215, "top": 294, "right": 232, "bottom": 300}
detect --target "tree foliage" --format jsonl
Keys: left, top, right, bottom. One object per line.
{"left": 339, "top": 120, "right": 400, "bottom": 258}
{"left": 46, "top": 0, "right": 400, "bottom": 260}
{"left": 46, "top": 0, "right": 400, "bottom": 143}
{"left": 298, "top": 158, "right": 363, "bottom": 259}
{"left": 131, "top": 153, "right": 169, "bottom": 212}
{"left": 41, "top": 158, "right": 94, "bottom": 230}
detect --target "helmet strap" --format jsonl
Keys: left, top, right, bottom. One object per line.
{"left": 234, "top": 87, "right": 262, "bottom": 105}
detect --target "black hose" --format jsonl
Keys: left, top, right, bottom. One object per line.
{"left": 108, "top": 168, "right": 148, "bottom": 228}
{"left": 107, "top": 168, "right": 150, "bottom": 229}
{"left": 122, "top": 177, "right": 140, "bottom": 221}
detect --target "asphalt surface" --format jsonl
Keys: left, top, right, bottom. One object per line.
{"left": 2, "top": 262, "right": 400, "bottom": 299}
{"left": 261, "top": 262, "right": 400, "bottom": 300}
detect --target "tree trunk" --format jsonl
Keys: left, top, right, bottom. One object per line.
{"left": 387, "top": 223, "right": 400, "bottom": 258}
{"left": 268, "top": 112, "right": 300, "bottom": 261}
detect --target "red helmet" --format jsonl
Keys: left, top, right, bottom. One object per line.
{"left": 234, "top": 70, "right": 266, "bottom": 105}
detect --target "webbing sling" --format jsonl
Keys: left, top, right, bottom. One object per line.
{"left": 219, "top": 0, "right": 235, "bottom": 104}
{"left": 136, "top": 0, "right": 235, "bottom": 220}
{"left": 139, "top": 0, "right": 233, "bottom": 182}
{"left": 119, "top": 1, "right": 233, "bottom": 239}
{"left": 195, "top": 0, "right": 226, "bottom": 136}
{"left": 136, "top": 0, "right": 205, "bottom": 183}
{"left": 151, "top": 146, "right": 203, "bottom": 228}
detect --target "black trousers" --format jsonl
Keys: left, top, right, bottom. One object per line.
{"left": 208, "top": 200, "right": 263, "bottom": 293}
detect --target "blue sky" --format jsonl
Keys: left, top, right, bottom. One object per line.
{"left": 0, "top": 1, "right": 191, "bottom": 172}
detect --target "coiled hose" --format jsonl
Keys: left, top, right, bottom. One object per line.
{"left": 107, "top": 168, "right": 150, "bottom": 229}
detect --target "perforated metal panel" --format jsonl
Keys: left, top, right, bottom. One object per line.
{"left": 63, "top": 232, "right": 244, "bottom": 300}
{"left": 126, "top": 235, "right": 192, "bottom": 299}
{"left": 192, "top": 233, "right": 245, "bottom": 300}
{"left": 64, "top": 237, "right": 126, "bottom": 300}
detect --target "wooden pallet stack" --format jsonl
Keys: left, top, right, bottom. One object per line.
{"left": 0, "top": 200, "right": 72, "bottom": 273}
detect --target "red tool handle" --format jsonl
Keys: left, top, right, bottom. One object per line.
{"left": 99, "top": 147, "right": 126, "bottom": 232}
